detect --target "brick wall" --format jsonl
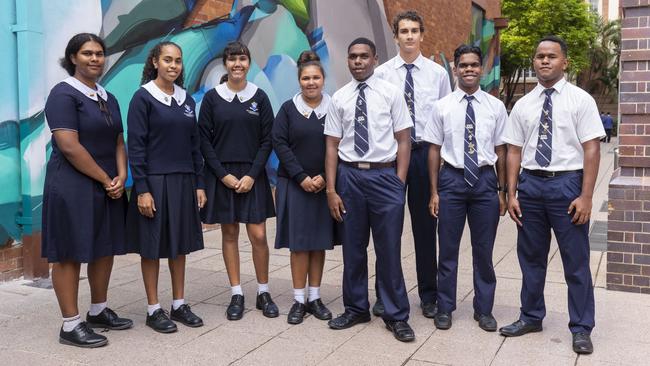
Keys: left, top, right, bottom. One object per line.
{"left": 0, "top": 243, "right": 23, "bottom": 282}
{"left": 184, "top": 0, "right": 232, "bottom": 27}
{"left": 607, "top": 1, "right": 650, "bottom": 294}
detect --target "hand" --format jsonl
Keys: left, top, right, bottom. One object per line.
{"left": 105, "top": 176, "right": 125, "bottom": 199}
{"left": 326, "top": 191, "right": 346, "bottom": 222}
{"left": 428, "top": 193, "right": 439, "bottom": 218}
{"left": 568, "top": 195, "right": 592, "bottom": 225}
{"left": 300, "top": 177, "right": 317, "bottom": 193}
{"left": 312, "top": 175, "right": 326, "bottom": 193}
{"left": 196, "top": 189, "right": 207, "bottom": 209}
{"left": 235, "top": 175, "right": 254, "bottom": 193}
{"left": 221, "top": 174, "right": 239, "bottom": 189}
{"left": 137, "top": 192, "right": 156, "bottom": 218}
{"left": 498, "top": 191, "right": 507, "bottom": 216}
{"left": 507, "top": 194, "right": 522, "bottom": 226}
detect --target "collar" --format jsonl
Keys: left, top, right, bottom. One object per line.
{"left": 393, "top": 53, "right": 425, "bottom": 70}
{"left": 215, "top": 82, "right": 258, "bottom": 103}
{"left": 454, "top": 88, "right": 484, "bottom": 104}
{"left": 292, "top": 92, "right": 330, "bottom": 119}
{"left": 352, "top": 73, "right": 380, "bottom": 91}
{"left": 142, "top": 81, "right": 186, "bottom": 106}
{"left": 535, "top": 78, "right": 567, "bottom": 97}
{"left": 63, "top": 76, "right": 107, "bottom": 102}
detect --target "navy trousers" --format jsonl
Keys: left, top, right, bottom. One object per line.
{"left": 437, "top": 165, "right": 499, "bottom": 315}
{"left": 516, "top": 171, "right": 595, "bottom": 334}
{"left": 338, "top": 164, "right": 410, "bottom": 321}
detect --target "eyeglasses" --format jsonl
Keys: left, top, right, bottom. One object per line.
{"left": 97, "top": 98, "right": 114, "bottom": 126}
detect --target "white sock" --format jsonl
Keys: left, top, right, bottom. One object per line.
{"left": 293, "top": 288, "right": 305, "bottom": 303}
{"left": 172, "top": 299, "right": 185, "bottom": 310}
{"left": 308, "top": 286, "right": 321, "bottom": 301}
{"left": 88, "top": 301, "right": 107, "bottom": 316}
{"left": 231, "top": 285, "right": 243, "bottom": 296}
{"left": 147, "top": 303, "right": 161, "bottom": 316}
{"left": 62, "top": 314, "right": 81, "bottom": 332}
{"left": 258, "top": 283, "right": 269, "bottom": 294}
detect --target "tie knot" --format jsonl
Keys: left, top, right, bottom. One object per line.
{"left": 357, "top": 82, "right": 368, "bottom": 91}
{"left": 544, "top": 88, "right": 554, "bottom": 97}
{"left": 404, "top": 64, "right": 415, "bottom": 71}
{"left": 464, "top": 95, "right": 475, "bottom": 103}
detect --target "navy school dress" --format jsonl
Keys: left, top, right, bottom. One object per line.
{"left": 198, "top": 82, "right": 275, "bottom": 224}
{"left": 42, "top": 77, "right": 127, "bottom": 263}
{"left": 272, "top": 94, "right": 339, "bottom": 251}
{"left": 125, "top": 81, "right": 204, "bottom": 259}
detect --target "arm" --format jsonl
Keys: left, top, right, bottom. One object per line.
{"left": 428, "top": 144, "right": 442, "bottom": 217}
{"left": 271, "top": 105, "right": 314, "bottom": 192}
{"left": 52, "top": 131, "right": 112, "bottom": 188}
{"left": 394, "top": 129, "right": 411, "bottom": 182}
{"left": 105, "top": 133, "right": 128, "bottom": 199}
{"left": 325, "top": 136, "right": 345, "bottom": 222}
{"left": 506, "top": 144, "right": 523, "bottom": 226}
{"left": 495, "top": 144, "right": 507, "bottom": 216}
{"left": 569, "top": 139, "right": 600, "bottom": 225}
{"left": 191, "top": 117, "right": 206, "bottom": 208}
{"left": 197, "top": 93, "right": 232, "bottom": 184}
{"left": 246, "top": 94, "right": 274, "bottom": 180}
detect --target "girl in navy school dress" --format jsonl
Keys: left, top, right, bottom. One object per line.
{"left": 198, "top": 41, "right": 277, "bottom": 321}
{"left": 42, "top": 33, "right": 133, "bottom": 348}
{"left": 126, "top": 42, "right": 205, "bottom": 333}
{"left": 272, "top": 51, "right": 337, "bottom": 324}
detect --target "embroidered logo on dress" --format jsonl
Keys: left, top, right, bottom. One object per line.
{"left": 183, "top": 104, "right": 194, "bottom": 118}
{"left": 246, "top": 101, "right": 259, "bottom": 116}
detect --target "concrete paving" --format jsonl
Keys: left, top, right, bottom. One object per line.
{"left": 2, "top": 138, "right": 649, "bottom": 365}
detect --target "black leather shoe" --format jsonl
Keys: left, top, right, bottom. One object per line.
{"left": 499, "top": 319, "right": 542, "bottom": 337}
{"left": 421, "top": 302, "right": 437, "bottom": 319}
{"left": 227, "top": 294, "right": 245, "bottom": 321}
{"left": 59, "top": 322, "right": 108, "bottom": 348}
{"left": 306, "top": 299, "right": 332, "bottom": 320}
{"left": 171, "top": 304, "right": 203, "bottom": 328}
{"left": 572, "top": 332, "right": 593, "bottom": 354}
{"left": 372, "top": 298, "right": 384, "bottom": 316}
{"left": 328, "top": 312, "right": 371, "bottom": 330}
{"left": 287, "top": 302, "right": 306, "bottom": 325}
{"left": 146, "top": 308, "right": 177, "bottom": 333}
{"left": 384, "top": 320, "right": 415, "bottom": 342}
{"left": 474, "top": 313, "right": 497, "bottom": 332}
{"left": 256, "top": 292, "right": 279, "bottom": 318}
{"left": 86, "top": 308, "right": 133, "bottom": 330}
{"left": 434, "top": 312, "right": 452, "bottom": 330}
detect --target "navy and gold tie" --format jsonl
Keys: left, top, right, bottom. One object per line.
{"left": 404, "top": 64, "right": 416, "bottom": 141}
{"left": 535, "top": 88, "right": 554, "bottom": 167}
{"left": 354, "top": 82, "right": 369, "bottom": 156}
{"left": 464, "top": 95, "right": 479, "bottom": 187}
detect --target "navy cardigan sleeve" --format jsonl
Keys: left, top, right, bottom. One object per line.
{"left": 198, "top": 92, "right": 228, "bottom": 180}
{"left": 191, "top": 119, "right": 205, "bottom": 189}
{"left": 272, "top": 103, "right": 308, "bottom": 184}
{"left": 246, "top": 91, "right": 274, "bottom": 179}
{"left": 126, "top": 92, "right": 150, "bottom": 194}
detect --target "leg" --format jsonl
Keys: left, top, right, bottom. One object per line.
{"left": 246, "top": 222, "right": 270, "bottom": 284}
{"left": 307, "top": 250, "right": 326, "bottom": 287}
{"left": 141, "top": 258, "right": 160, "bottom": 305}
{"left": 168, "top": 255, "right": 186, "bottom": 301}
{"left": 52, "top": 261, "right": 81, "bottom": 317}
{"left": 87, "top": 256, "right": 114, "bottom": 304}
{"left": 290, "top": 251, "right": 309, "bottom": 290}
{"left": 221, "top": 223, "right": 241, "bottom": 286}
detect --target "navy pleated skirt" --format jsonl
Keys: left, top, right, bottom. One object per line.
{"left": 201, "top": 162, "right": 275, "bottom": 224}
{"left": 126, "top": 173, "right": 204, "bottom": 259}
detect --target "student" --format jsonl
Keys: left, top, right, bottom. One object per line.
{"left": 43, "top": 33, "right": 132, "bottom": 348}
{"left": 126, "top": 42, "right": 205, "bottom": 333}
{"left": 324, "top": 38, "right": 414, "bottom": 342}
{"left": 272, "top": 51, "right": 336, "bottom": 324}
{"left": 424, "top": 45, "right": 507, "bottom": 331}
{"left": 199, "top": 41, "right": 277, "bottom": 320}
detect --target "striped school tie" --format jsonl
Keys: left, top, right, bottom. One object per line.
{"left": 535, "top": 88, "right": 555, "bottom": 167}
{"left": 404, "top": 64, "right": 416, "bottom": 141}
{"left": 354, "top": 82, "right": 369, "bottom": 156}
{"left": 464, "top": 95, "right": 479, "bottom": 187}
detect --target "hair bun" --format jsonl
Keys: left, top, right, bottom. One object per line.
{"left": 297, "top": 51, "right": 320, "bottom": 67}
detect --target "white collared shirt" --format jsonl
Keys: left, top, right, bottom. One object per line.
{"left": 375, "top": 53, "right": 452, "bottom": 140}
{"left": 503, "top": 78, "right": 605, "bottom": 171}
{"left": 142, "top": 80, "right": 187, "bottom": 106}
{"left": 292, "top": 92, "right": 330, "bottom": 119}
{"left": 215, "top": 82, "right": 258, "bottom": 103}
{"left": 63, "top": 76, "right": 108, "bottom": 101}
{"left": 423, "top": 88, "right": 507, "bottom": 168}
{"left": 324, "top": 74, "right": 412, "bottom": 163}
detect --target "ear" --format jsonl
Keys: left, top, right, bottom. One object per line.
{"left": 562, "top": 57, "right": 569, "bottom": 71}
{"left": 152, "top": 57, "right": 159, "bottom": 69}
{"left": 70, "top": 54, "right": 78, "bottom": 66}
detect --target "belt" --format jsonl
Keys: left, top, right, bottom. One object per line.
{"left": 442, "top": 163, "right": 494, "bottom": 173}
{"left": 522, "top": 168, "right": 582, "bottom": 178}
{"left": 411, "top": 141, "right": 430, "bottom": 150}
{"left": 340, "top": 160, "right": 396, "bottom": 170}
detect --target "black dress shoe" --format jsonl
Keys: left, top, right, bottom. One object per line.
{"left": 171, "top": 304, "right": 203, "bottom": 328}
{"left": 328, "top": 312, "right": 371, "bottom": 330}
{"left": 372, "top": 298, "right": 384, "bottom": 316}
{"left": 306, "top": 299, "right": 332, "bottom": 320}
{"left": 256, "top": 292, "right": 279, "bottom": 318}
{"left": 572, "top": 332, "right": 594, "bottom": 354}
{"left": 227, "top": 294, "right": 245, "bottom": 321}
{"left": 474, "top": 313, "right": 497, "bottom": 332}
{"left": 434, "top": 312, "right": 452, "bottom": 330}
{"left": 421, "top": 302, "right": 437, "bottom": 319}
{"left": 86, "top": 308, "right": 133, "bottom": 330}
{"left": 384, "top": 320, "right": 415, "bottom": 342}
{"left": 287, "top": 302, "right": 307, "bottom": 325}
{"left": 146, "top": 308, "right": 177, "bottom": 333}
{"left": 59, "top": 322, "right": 108, "bottom": 348}
{"left": 499, "top": 319, "right": 542, "bottom": 337}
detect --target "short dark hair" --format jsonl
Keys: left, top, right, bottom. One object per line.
{"left": 537, "top": 35, "right": 568, "bottom": 57}
{"left": 59, "top": 33, "right": 106, "bottom": 76}
{"left": 222, "top": 41, "right": 251, "bottom": 64}
{"left": 454, "top": 44, "right": 483, "bottom": 66}
{"left": 392, "top": 10, "right": 424, "bottom": 35}
{"left": 347, "top": 37, "right": 376, "bottom": 56}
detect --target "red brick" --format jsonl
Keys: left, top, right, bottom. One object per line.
{"left": 610, "top": 199, "right": 643, "bottom": 211}
{"left": 607, "top": 231, "right": 625, "bottom": 242}
{"left": 636, "top": 233, "right": 650, "bottom": 243}
{"left": 607, "top": 273, "right": 624, "bottom": 284}
{"left": 625, "top": 253, "right": 634, "bottom": 263}
{"left": 642, "top": 287, "right": 650, "bottom": 294}
{"left": 643, "top": 266, "right": 650, "bottom": 276}
{"left": 626, "top": 232, "right": 635, "bottom": 242}
{"left": 625, "top": 274, "right": 633, "bottom": 284}
{"left": 633, "top": 276, "right": 650, "bottom": 286}
{"left": 622, "top": 27, "right": 650, "bottom": 39}
{"left": 635, "top": 254, "right": 650, "bottom": 264}
{"left": 644, "top": 244, "right": 650, "bottom": 254}
{"left": 609, "top": 220, "right": 642, "bottom": 232}
{"left": 621, "top": 71, "right": 650, "bottom": 82}
{"left": 608, "top": 262, "right": 641, "bottom": 274}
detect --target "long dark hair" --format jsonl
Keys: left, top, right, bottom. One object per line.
{"left": 140, "top": 41, "right": 185, "bottom": 87}
{"left": 59, "top": 33, "right": 106, "bottom": 76}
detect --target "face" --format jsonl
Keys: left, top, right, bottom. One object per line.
{"left": 299, "top": 65, "right": 324, "bottom": 100}
{"left": 454, "top": 52, "right": 482, "bottom": 92}
{"left": 71, "top": 41, "right": 105, "bottom": 81}
{"left": 395, "top": 19, "right": 423, "bottom": 54}
{"left": 347, "top": 44, "right": 377, "bottom": 81}
{"left": 533, "top": 41, "right": 568, "bottom": 87}
{"left": 225, "top": 54, "right": 250, "bottom": 82}
{"left": 153, "top": 45, "right": 182, "bottom": 83}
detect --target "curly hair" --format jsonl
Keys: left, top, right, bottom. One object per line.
{"left": 392, "top": 10, "right": 424, "bottom": 36}
{"left": 59, "top": 33, "right": 106, "bottom": 76}
{"left": 140, "top": 42, "right": 185, "bottom": 87}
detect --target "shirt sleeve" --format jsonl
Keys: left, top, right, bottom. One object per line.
{"left": 502, "top": 103, "right": 525, "bottom": 147}
{"left": 576, "top": 94, "right": 606, "bottom": 143}
{"left": 422, "top": 101, "right": 443, "bottom": 145}
{"left": 45, "top": 87, "right": 80, "bottom": 132}
{"left": 323, "top": 97, "right": 343, "bottom": 137}
{"left": 247, "top": 92, "right": 274, "bottom": 179}
{"left": 493, "top": 100, "right": 508, "bottom": 146}
{"left": 198, "top": 92, "right": 228, "bottom": 180}
{"left": 126, "top": 92, "right": 151, "bottom": 194}
{"left": 272, "top": 104, "right": 307, "bottom": 183}
{"left": 391, "top": 87, "right": 413, "bottom": 133}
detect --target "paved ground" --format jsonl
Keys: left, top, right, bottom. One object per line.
{"left": 2, "top": 138, "right": 649, "bottom": 366}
